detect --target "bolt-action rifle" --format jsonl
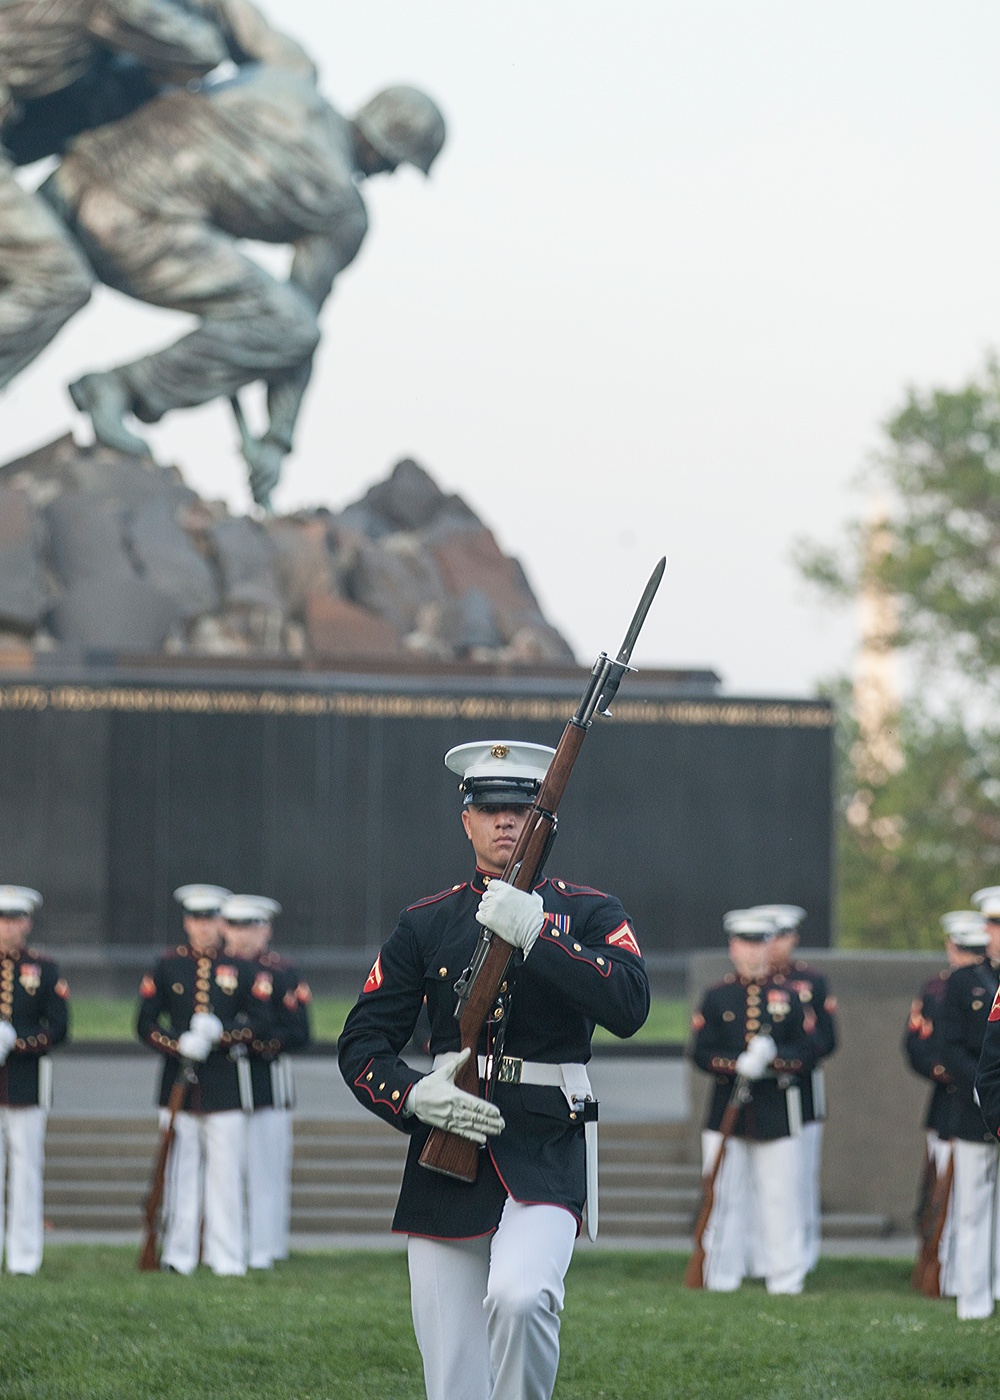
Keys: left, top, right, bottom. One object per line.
{"left": 138, "top": 1059, "right": 197, "bottom": 1271}
{"left": 418, "top": 558, "right": 667, "bottom": 1183}
{"left": 916, "top": 1150, "right": 954, "bottom": 1298}
{"left": 684, "top": 1073, "right": 752, "bottom": 1289}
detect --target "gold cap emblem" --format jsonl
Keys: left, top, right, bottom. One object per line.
{"left": 491, "top": 744, "right": 510, "bottom": 759}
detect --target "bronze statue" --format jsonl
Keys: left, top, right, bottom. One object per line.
{"left": 42, "top": 58, "right": 444, "bottom": 507}
{"left": 0, "top": 0, "right": 230, "bottom": 390}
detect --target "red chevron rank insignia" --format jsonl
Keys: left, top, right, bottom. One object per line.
{"left": 363, "top": 955, "right": 383, "bottom": 994}
{"left": 606, "top": 922, "right": 641, "bottom": 957}
{"left": 139, "top": 975, "right": 156, "bottom": 999}
{"left": 988, "top": 987, "right": 1000, "bottom": 1022}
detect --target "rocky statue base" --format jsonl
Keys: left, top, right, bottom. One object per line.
{"left": 0, "top": 438, "right": 573, "bottom": 670}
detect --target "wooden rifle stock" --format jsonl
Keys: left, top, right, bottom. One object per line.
{"left": 911, "top": 1144, "right": 938, "bottom": 1291}
{"left": 138, "top": 1061, "right": 194, "bottom": 1271}
{"left": 418, "top": 560, "right": 665, "bottom": 1182}
{"left": 684, "top": 1077, "right": 750, "bottom": 1289}
{"left": 917, "top": 1150, "right": 954, "bottom": 1298}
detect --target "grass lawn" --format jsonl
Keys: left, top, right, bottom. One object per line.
{"left": 68, "top": 998, "right": 690, "bottom": 1045}
{"left": 2, "top": 1250, "right": 999, "bottom": 1399}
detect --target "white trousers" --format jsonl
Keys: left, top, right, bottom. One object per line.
{"left": 246, "top": 1108, "right": 292, "bottom": 1268}
{"left": 0, "top": 1107, "right": 46, "bottom": 1274}
{"left": 161, "top": 1108, "right": 248, "bottom": 1276}
{"left": 407, "top": 1198, "right": 577, "bottom": 1400}
{"left": 950, "top": 1138, "right": 1000, "bottom": 1320}
{"left": 701, "top": 1130, "right": 806, "bottom": 1295}
{"left": 800, "top": 1120, "right": 823, "bottom": 1271}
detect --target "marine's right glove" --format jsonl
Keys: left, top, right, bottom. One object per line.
{"left": 735, "top": 1034, "right": 777, "bottom": 1081}
{"left": 177, "top": 1030, "right": 212, "bottom": 1062}
{"left": 476, "top": 879, "right": 546, "bottom": 958}
{"left": 403, "top": 1048, "right": 506, "bottom": 1144}
{"left": 190, "top": 1012, "right": 224, "bottom": 1044}
{"left": 0, "top": 1021, "right": 17, "bottom": 1066}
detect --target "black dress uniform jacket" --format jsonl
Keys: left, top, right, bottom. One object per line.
{"left": 974, "top": 976, "right": 1000, "bottom": 1140}
{"left": 904, "top": 969, "right": 956, "bottom": 1138}
{"left": 246, "top": 951, "right": 312, "bottom": 1109}
{"left": 938, "top": 957, "right": 999, "bottom": 1143}
{"left": 136, "top": 944, "right": 270, "bottom": 1112}
{"left": 691, "top": 973, "right": 818, "bottom": 1140}
{"left": 779, "top": 960, "right": 837, "bottom": 1123}
{"left": 338, "top": 869, "right": 649, "bottom": 1240}
{"left": 0, "top": 948, "right": 69, "bottom": 1106}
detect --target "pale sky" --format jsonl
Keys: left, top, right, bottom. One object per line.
{"left": 6, "top": 1, "right": 1000, "bottom": 695}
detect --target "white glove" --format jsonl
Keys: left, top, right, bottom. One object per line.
{"left": 403, "top": 1048, "right": 506, "bottom": 1144}
{"left": 0, "top": 1021, "right": 16, "bottom": 1066}
{"left": 476, "top": 879, "right": 546, "bottom": 957}
{"left": 735, "top": 1034, "right": 777, "bottom": 1081}
{"left": 178, "top": 1030, "right": 212, "bottom": 1062}
{"left": 190, "top": 1012, "right": 224, "bottom": 1044}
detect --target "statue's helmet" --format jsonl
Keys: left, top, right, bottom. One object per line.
{"left": 354, "top": 86, "right": 446, "bottom": 175}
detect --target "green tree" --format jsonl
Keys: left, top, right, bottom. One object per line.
{"left": 802, "top": 355, "right": 1000, "bottom": 947}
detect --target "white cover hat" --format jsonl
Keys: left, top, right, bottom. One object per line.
{"left": 221, "top": 894, "right": 282, "bottom": 924}
{"left": 941, "top": 910, "right": 990, "bottom": 948}
{"left": 0, "top": 886, "right": 42, "bottom": 916}
{"left": 723, "top": 910, "right": 779, "bottom": 941}
{"left": 972, "top": 887, "right": 1000, "bottom": 918}
{"left": 749, "top": 904, "right": 806, "bottom": 931}
{"left": 445, "top": 740, "right": 555, "bottom": 806}
{"left": 173, "top": 884, "right": 231, "bottom": 914}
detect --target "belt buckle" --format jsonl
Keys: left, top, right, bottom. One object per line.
{"left": 497, "top": 1055, "right": 522, "bottom": 1085}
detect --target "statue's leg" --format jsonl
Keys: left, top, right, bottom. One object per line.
{"left": 0, "top": 158, "right": 92, "bottom": 392}
{"left": 62, "top": 183, "right": 320, "bottom": 427}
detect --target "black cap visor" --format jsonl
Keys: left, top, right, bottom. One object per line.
{"left": 462, "top": 776, "right": 539, "bottom": 808}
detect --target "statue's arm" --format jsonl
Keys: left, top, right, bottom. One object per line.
{"left": 263, "top": 232, "right": 350, "bottom": 451}
{"left": 89, "top": 0, "right": 227, "bottom": 81}
{"left": 192, "top": 0, "right": 316, "bottom": 79}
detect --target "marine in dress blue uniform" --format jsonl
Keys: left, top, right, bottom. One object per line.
{"left": 136, "top": 883, "right": 268, "bottom": 1275}
{"left": 939, "top": 891, "right": 1000, "bottom": 1318}
{"left": 338, "top": 740, "right": 649, "bottom": 1400}
{"left": 0, "top": 885, "right": 69, "bottom": 1274}
{"left": 690, "top": 910, "right": 816, "bottom": 1294}
{"left": 221, "top": 894, "right": 311, "bottom": 1269}
{"left": 755, "top": 903, "right": 838, "bottom": 1272}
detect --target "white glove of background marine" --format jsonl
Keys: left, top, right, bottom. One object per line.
{"left": 0, "top": 1021, "right": 17, "bottom": 1066}
{"left": 403, "top": 1048, "right": 505, "bottom": 1144}
{"left": 178, "top": 1029, "right": 212, "bottom": 1061}
{"left": 735, "top": 1034, "right": 777, "bottom": 1081}
{"left": 476, "top": 879, "right": 546, "bottom": 957}
{"left": 190, "top": 1012, "right": 223, "bottom": 1045}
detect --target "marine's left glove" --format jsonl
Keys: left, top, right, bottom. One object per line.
{"left": 177, "top": 1030, "right": 212, "bottom": 1062}
{"left": 0, "top": 1021, "right": 17, "bottom": 1066}
{"left": 190, "top": 1012, "right": 224, "bottom": 1045}
{"left": 476, "top": 879, "right": 546, "bottom": 958}
{"left": 403, "top": 1048, "right": 506, "bottom": 1144}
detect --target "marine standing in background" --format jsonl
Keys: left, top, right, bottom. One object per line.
{"left": 0, "top": 885, "right": 69, "bottom": 1275}
{"left": 905, "top": 910, "right": 987, "bottom": 1293}
{"left": 936, "top": 887, "right": 1000, "bottom": 1319}
{"left": 756, "top": 903, "right": 837, "bottom": 1273}
{"left": 690, "top": 909, "right": 816, "bottom": 1295}
{"left": 339, "top": 740, "right": 649, "bottom": 1400}
{"left": 136, "top": 883, "right": 267, "bottom": 1276}
{"left": 221, "top": 893, "right": 310, "bottom": 1270}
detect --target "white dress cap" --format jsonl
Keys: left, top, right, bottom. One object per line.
{"left": 723, "top": 909, "right": 779, "bottom": 941}
{"left": 941, "top": 910, "right": 990, "bottom": 948}
{"left": 444, "top": 740, "right": 556, "bottom": 806}
{"left": 972, "top": 887, "right": 1000, "bottom": 918}
{"left": 749, "top": 904, "right": 806, "bottom": 931}
{"left": 221, "top": 894, "right": 282, "bottom": 924}
{"left": 0, "top": 886, "right": 42, "bottom": 916}
{"left": 173, "top": 884, "right": 232, "bottom": 914}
